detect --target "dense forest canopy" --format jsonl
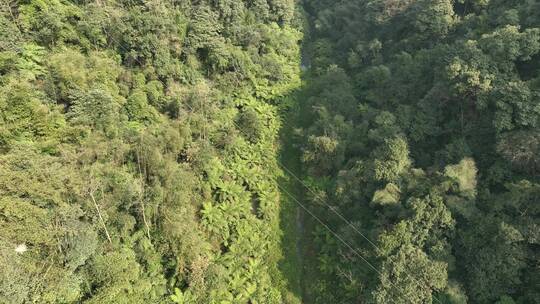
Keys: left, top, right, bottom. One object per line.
{"left": 0, "top": 0, "right": 539, "bottom": 303}
{"left": 297, "top": 0, "right": 540, "bottom": 303}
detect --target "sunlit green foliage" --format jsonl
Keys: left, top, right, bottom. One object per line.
{"left": 0, "top": 0, "right": 301, "bottom": 303}
{"left": 3, "top": 0, "right": 540, "bottom": 303}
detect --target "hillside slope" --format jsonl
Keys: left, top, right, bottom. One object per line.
{"left": 294, "top": 0, "right": 540, "bottom": 303}
{"left": 0, "top": 0, "right": 304, "bottom": 303}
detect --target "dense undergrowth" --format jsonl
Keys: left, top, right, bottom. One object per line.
{"left": 1, "top": 0, "right": 540, "bottom": 304}
{"left": 0, "top": 0, "right": 304, "bottom": 303}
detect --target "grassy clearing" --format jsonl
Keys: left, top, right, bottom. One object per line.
{"left": 277, "top": 93, "right": 305, "bottom": 304}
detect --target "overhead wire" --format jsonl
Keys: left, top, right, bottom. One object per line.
{"left": 95, "top": 4, "right": 441, "bottom": 303}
